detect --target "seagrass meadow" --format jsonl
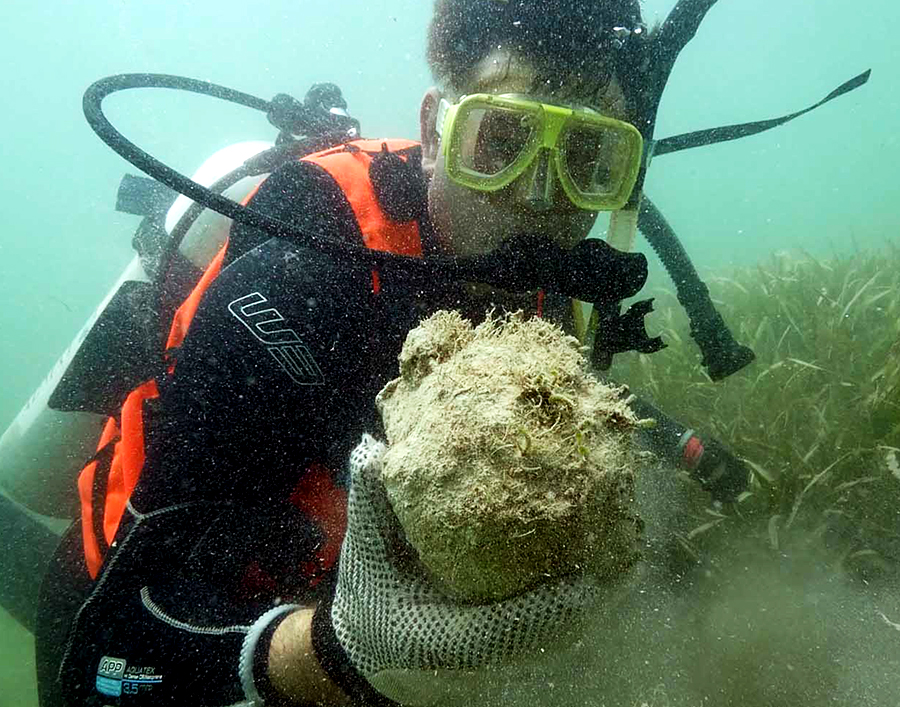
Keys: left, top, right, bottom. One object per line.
{"left": 576, "top": 240, "right": 900, "bottom": 706}
{"left": 612, "top": 242, "right": 900, "bottom": 574}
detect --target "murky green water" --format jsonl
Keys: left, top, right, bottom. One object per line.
{"left": 0, "top": 607, "right": 38, "bottom": 707}
{"left": 2, "top": 0, "right": 899, "bottom": 704}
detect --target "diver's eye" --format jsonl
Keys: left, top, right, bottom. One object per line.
{"left": 471, "top": 109, "right": 535, "bottom": 175}
{"left": 564, "top": 126, "right": 616, "bottom": 193}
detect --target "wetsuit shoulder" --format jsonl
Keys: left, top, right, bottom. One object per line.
{"left": 134, "top": 155, "right": 414, "bottom": 510}
{"left": 226, "top": 158, "right": 365, "bottom": 264}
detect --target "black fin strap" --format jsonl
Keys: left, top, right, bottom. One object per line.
{"left": 591, "top": 299, "right": 666, "bottom": 370}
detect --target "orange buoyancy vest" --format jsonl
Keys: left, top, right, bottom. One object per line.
{"left": 78, "top": 138, "right": 425, "bottom": 579}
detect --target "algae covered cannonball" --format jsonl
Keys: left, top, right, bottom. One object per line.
{"left": 376, "top": 310, "right": 645, "bottom": 604}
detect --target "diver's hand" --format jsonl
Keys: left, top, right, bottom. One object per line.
{"left": 680, "top": 434, "right": 749, "bottom": 502}
{"left": 315, "top": 434, "right": 613, "bottom": 707}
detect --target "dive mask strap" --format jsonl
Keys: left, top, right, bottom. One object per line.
{"left": 435, "top": 98, "right": 452, "bottom": 139}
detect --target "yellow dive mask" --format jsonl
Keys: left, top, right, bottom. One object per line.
{"left": 436, "top": 93, "right": 643, "bottom": 211}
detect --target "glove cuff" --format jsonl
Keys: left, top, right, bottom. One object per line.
{"left": 311, "top": 591, "right": 398, "bottom": 707}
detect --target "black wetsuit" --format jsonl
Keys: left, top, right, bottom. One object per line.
{"left": 35, "top": 146, "right": 718, "bottom": 707}
{"left": 34, "top": 151, "right": 575, "bottom": 707}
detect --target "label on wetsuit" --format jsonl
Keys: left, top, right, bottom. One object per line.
{"left": 96, "top": 656, "right": 163, "bottom": 698}
{"left": 227, "top": 291, "right": 325, "bottom": 386}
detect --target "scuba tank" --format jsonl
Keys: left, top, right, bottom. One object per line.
{"left": 0, "top": 144, "right": 270, "bottom": 518}
{"left": 0, "top": 80, "right": 361, "bottom": 519}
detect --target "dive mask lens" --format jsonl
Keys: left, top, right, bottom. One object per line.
{"left": 444, "top": 95, "right": 541, "bottom": 190}
{"left": 558, "top": 116, "right": 643, "bottom": 210}
{"left": 441, "top": 94, "right": 643, "bottom": 211}
{"left": 465, "top": 105, "right": 537, "bottom": 176}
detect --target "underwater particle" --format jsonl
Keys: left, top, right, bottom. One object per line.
{"left": 879, "top": 611, "right": 900, "bottom": 631}
{"left": 376, "top": 310, "right": 644, "bottom": 603}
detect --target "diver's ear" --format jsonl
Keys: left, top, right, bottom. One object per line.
{"left": 419, "top": 87, "right": 442, "bottom": 179}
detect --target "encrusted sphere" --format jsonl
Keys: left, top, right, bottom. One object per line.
{"left": 376, "top": 311, "right": 644, "bottom": 604}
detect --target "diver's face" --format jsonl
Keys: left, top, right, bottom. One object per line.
{"left": 420, "top": 50, "right": 628, "bottom": 257}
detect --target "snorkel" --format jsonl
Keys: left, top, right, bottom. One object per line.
{"left": 603, "top": 20, "right": 648, "bottom": 256}
{"left": 600, "top": 2, "right": 756, "bottom": 379}
{"left": 593, "top": 0, "right": 870, "bottom": 379}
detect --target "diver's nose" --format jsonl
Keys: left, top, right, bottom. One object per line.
{"left": 518, "top": 148, "right": 556, "bottom": 211}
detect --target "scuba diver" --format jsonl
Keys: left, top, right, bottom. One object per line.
{"left": 3, "top": 1, "right": 866, "bottom": 706}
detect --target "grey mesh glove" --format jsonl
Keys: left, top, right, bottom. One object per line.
{"left": 327, "top": 434, "right": 624, "bottom": 706}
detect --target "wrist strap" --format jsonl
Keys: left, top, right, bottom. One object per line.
{"left": 240, "top": 604, "right": 301, "bottom": 706}
{"left": 311, "top": 591, "right": 398, "bottom": 707}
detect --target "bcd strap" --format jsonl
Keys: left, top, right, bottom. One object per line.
{"left": 87, "top": 438, "right": 120, "bottom": 557}
{"left": 368, "top": 143, "right": 427, "bottom": 223}
{"left": 49, "top": 281, "right": 161, "bottom": 416}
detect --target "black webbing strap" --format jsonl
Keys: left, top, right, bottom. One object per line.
{"left": 310, "top": 593, "right": 398, "bottom": 707}
{"left": 654, "top": 69, "right": 871, "bottom": 157}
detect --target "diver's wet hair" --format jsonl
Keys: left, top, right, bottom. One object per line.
{"left": 427, "top": 0, "right": 644, "bottom": 106}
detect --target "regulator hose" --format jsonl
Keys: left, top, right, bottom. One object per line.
{"left": 638, "top": 197, "right": 754, "bottom": 381}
